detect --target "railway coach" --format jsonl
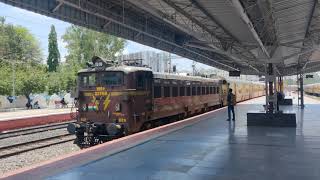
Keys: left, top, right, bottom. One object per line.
{"left": 305, "top": 83, "right": 320, "bottom": 96}
{"left": 68, "top": 57, "right": 264, "bottom": 147}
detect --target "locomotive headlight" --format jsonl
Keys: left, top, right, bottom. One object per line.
{"left": 115, "top": 103, "right": 121, "bottom": 112}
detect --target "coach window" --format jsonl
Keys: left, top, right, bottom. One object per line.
{"left": 192, "top": 87, "right": 196, "bottom": 96}
{"left": 202, "top": 87, "right": 205, "bottom": 95}
{"left": 197, "top": 87, "right": 201, "bottom": 95}
{"left": 186, "top": 87, "right": 191, "bottom": 96}
{"left": 153, "top": 86, "right": 161, "bottom": 98}
{"left": 210, "top": 87, "right": 213, "bottom": 94}
{"left": 172, "top": 87, "right": 178, "bottom": 97}
{"left": 217, "top": 87, "right": 220, "bottom": 94}
{"left": 180, "top": 86, "right": 185, "bottom": 96}
{"left": 213, "top": 87, "right": 216, "bottom": 94}
{"left": 164, "top": 86, "right": 170, "bottom": 97}
{"left": 206, "top": 87, "right": 209, "bottom": 95}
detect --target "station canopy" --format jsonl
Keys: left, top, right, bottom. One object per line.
{"left": 2, "top": 0, "right": 320, "bottom": 76}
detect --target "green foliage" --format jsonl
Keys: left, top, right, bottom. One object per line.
{"left": 15, "top": 65, "right": 47, "bottom": 98}
{"left": 0, "top": 18, "right": 42, "bottom": 64}
{"left": 62, "top": 25, "right": 126, "bottom": 68}
{"left": 0, "top": 62, "right": 12, "bottom": 95}
{"left": 47, "top": 63, "right": 77, "bottom": 95}
{"left": 47, "top": 25, "right": 60, "bottom": 72}
{"left": 0, "top": 17, "right": 44, "bottom": 98}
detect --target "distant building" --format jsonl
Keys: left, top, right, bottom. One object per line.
{"left": 118, "top": 51, "right": 170, "bottom": 73}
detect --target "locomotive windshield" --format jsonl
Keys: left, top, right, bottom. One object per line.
{"left": 101, "top": 72, "right": 123, "bottom": 86}
{"left": 79, "top": 72, "right": 123, "bottom": 87}
{"left": 80, "top": 73, "right": 96, "bottom": 87}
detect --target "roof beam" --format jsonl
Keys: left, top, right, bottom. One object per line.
{"left": 56, "top": 0, "right": 238, "bottom": 70}
{"left": 161, "top": 0, "right": 221, "bottom": 43}
{"left": 188, "top": 0, "right": 239, "bottom": 42}
{"left": 301, "top": 0, "right": 318, "bottom": 69}
{"left": 185, "top": 42, "right": 262, "bottom": 73}
{"left": 229, "top": 0, "right": 270, "bottom": 58}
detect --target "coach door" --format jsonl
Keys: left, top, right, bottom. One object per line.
{"left": 132, "top": 71, "right": 152, "bottom": 130}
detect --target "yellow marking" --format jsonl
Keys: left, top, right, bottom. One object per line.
{"left": 103, "top": 93, "right": 111, "bottom": 111}
{"left": 95, "top": 91, "right": 108, "bottom": 96}
{"left": 113, "top": 112, "right": 124, "bottom": 116}
{"left": 111, "top": 91, "right": 149, "bottom": 97}
{"left": 84, "top": 92, "right": 93, "bottom": 96}
{"left": 84, "top": 90, "right": 148, "bottom": 97}
{"left": 91, "top": 95, "right": 99, "bottom": 111}
{"left": 96, "top": 87, "right": 106, "bottom": 91}
{"left": 118, "top": 118, "right": 127, "bottom": 123}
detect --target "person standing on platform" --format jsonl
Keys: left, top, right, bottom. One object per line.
{"left": 227, "top": 89, "right": 236, "bottom": 121}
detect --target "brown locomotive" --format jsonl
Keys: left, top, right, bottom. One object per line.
{"left": 68, "top": 57, "right": 265, "bottom": 147}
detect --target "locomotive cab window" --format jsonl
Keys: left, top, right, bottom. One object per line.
{"left": 102, "top": 72, "right": 123, "bottom": 86}
{"left": 80, "top": 73, "right": 96, "bottom": 87}
{"left": 136, "top": 74, "right": 145, "bottom": 89}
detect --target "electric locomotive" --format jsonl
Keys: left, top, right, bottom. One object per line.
{"left": 68, "top": 56, "right": 264, "bottom": 147}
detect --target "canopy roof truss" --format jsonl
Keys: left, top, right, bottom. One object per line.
{"left": 1, "top": 0, "right": 319, "bottom": 75}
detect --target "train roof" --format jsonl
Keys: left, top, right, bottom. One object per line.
{"left": 305, "top": 83, "right": 320, "bottom": 87}
{"left": 153, "top": 72, "right": 221, "bottom": 83}
{"left": 78, "top": 63, "right": 263, "bottom": 85}
{"left": 78, "top": 65, "right": 152, "bottom": 74}
{"left": 226, "top": 78, "right": 265, "bottom": 85}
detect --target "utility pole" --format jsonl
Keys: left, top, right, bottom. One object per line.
{"left": 11, "top": 61, "right": 16, "bottom": 110}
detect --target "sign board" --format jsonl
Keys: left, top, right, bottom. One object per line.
{"left": 229, "top": 71, "right": 241, "bottom": 77}
{"left": 306, "top": 74, "right": 313, "bottom": 78}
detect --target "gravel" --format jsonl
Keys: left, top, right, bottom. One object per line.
{"left": 0, "top": 128, "right": 70, "bottom": 148}
{"left": 0, "top": 128, "right": 81, "bottom": 175}
{"left": 0, "top": 141, "right": 80, "bottom": 175}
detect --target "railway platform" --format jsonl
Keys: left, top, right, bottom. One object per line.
{"left": 0, "top": 108, "right": 75, "bottom": 132}
{"left": 2, "top": 96, "right": 320, "bottom": 180}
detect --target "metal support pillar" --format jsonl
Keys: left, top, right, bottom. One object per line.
{"left": 247, "top": 63, "right": 296, "bottom": 127}
{"left": 278, "top": 76, "right": 284, "bottom": 94}
{"left": 265, "top": 63, "right": 278, "bottom": 113}
{"left": 298, "top": 72, "right": 304, "bottom": 109}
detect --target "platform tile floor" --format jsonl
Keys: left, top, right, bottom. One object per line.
{"left": 48, "top": 96, "right": 320, "bottom": 180}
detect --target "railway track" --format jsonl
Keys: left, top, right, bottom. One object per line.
{"left": 0, "top": 121, "right": 75, "bottom": 140}
{"left": 0, "top": 133, "right": 75, "bottom": 159}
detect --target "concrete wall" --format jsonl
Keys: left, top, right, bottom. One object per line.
{"left": 0, "top": 93, "right": 74, "bottom": 110}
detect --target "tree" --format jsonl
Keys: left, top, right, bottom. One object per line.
{"left": 0, "top": 18, "right": 42, "bottom": 64}
{"left": 47, "top": 25, "right": 60, "bottom": 72}
{"left": 62, "top": 25, "right": 126, "bottom": 68}
{"left": 15, "top": 65, "right": 47, "bottom": 102}
{"left": 0, "top": 17, "right": 45, "bottom": 101}
{"left": 47, "top": 63, "right": 77, "bottom": 95}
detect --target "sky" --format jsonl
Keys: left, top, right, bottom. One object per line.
{"left": 0, "top": 2, "right": 212, "bottom": 72}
